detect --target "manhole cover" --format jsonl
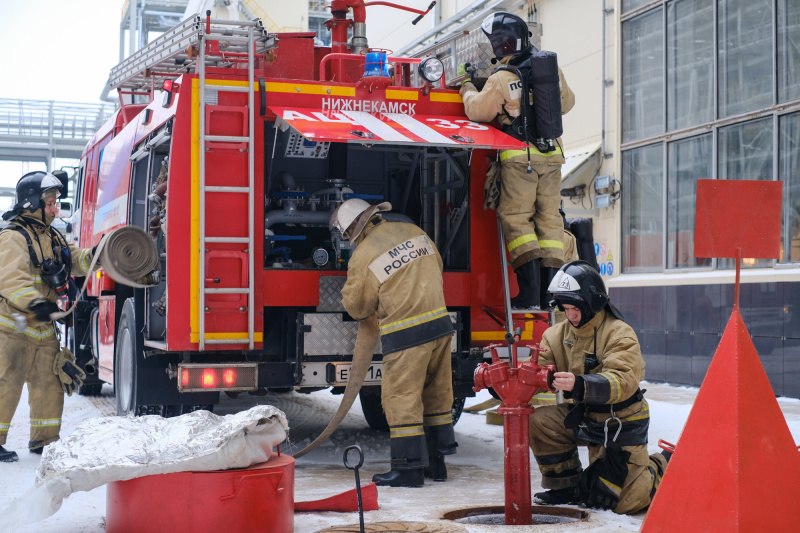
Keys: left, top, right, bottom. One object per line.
{"left": 314, "top": 521, "right": 468, "bottom": 532}
{"left": 442, "top": 505, "right": 588, "bottom": 525}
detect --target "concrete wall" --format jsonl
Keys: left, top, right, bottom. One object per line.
{"left": 535, "top": 0, "right": 620, "bottom": 278}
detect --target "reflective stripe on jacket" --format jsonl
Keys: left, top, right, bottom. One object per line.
{"left": 0, "top": 215, "right": 96, "bottom": 338}
{"left": 341, "top": 218, "right": 453, "bottom": 355}
{"left": 460, "top": 66, "right": 575, "bottom": 165}
{"left": 538, "top": 309, "right": 648, "bottom": 444}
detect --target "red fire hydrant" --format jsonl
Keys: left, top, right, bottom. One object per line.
{"left": 473, "top": 339, "right": 555, "bottom": 525}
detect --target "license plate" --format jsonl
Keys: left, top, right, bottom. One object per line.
{"left": 328, "top": 362, "right": 383, "bottom": 385}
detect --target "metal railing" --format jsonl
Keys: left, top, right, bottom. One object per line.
{"left": 0, "top": 99, "right": 115, "bottom": 142}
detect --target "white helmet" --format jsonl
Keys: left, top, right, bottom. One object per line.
{"left": 329, "top": 198, "right": 391, "bottom": 243}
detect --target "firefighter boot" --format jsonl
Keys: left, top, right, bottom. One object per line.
{"left": 373, "top": 433, "right": 427, "bottom": 488}
{"left": 540, "top": 266, "right": 560, "bottom": 310}
{"left": 510, "top": 260, "right": 541, "bottom": 309}
{"left": 0, "top": 445, "right": 19, "bottom": 462}
{"left": 29, "top": 440, "right": 45, "bottom": 455}
{"left": 423, "top": 422, "right": 458, "bottom": 481}
{"left": 533, "top": 487, "right": 579, "bottom": 506}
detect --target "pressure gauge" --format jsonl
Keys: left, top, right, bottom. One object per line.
{"left": 312, "top": 247, "right": 330, "bottom": 267}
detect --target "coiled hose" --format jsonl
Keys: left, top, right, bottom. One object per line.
{"left": 53, "top": 226, "right": 160, "bottom": 320}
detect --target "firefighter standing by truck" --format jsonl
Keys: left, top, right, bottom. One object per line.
{"left": 460, "top": 11, "right": 575, "bottom": 310}
{"left": 528, "top": 260, "right": 671, "bottom": 513}
{"left": 0, "top": 172, "right": 97, "bottom": 461}
{"left": 332, "top": 199, "right": 457, "bottom": 488}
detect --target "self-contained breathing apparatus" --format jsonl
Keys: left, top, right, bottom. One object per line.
{"left": 4, "top": 223, "right": 74, "bottom": 314}
{"left": 480, "top": 11, "right": 563, "bottom": 156}
{"left": 499, "top": 49, "right": 563, "bottom": 154}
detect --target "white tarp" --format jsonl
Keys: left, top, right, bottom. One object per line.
{"left": 0, "top": 405, "right": 288, "bottom": 530}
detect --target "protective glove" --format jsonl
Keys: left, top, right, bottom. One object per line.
{"left": 577, "top": 441, "right": 631, "bottom": 510}
{"left": 456, "top": 62, "right": 473, "bottom": 82}
{"left": 53, "top": 347, "right": 86, "bottom": 397}
{"left": 28, "top": 299, "right": 59, "bottom": 323}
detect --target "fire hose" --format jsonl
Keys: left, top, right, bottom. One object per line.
{"left": 52, "top": 226, "right": 160, "bottom": 321}
{"left": 293, "top": 313, "right": 379, "bottom": 458}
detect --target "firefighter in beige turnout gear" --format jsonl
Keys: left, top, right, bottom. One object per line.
{"left": 460, "top": 11, "right": 575, "bottom": 310}
{"left": 0, "top": 172, "right": 98, "bottom": 462}
{"left": 333, "top": 199, "right": 456, "bottom": 488}
{"left": 528, "top": 261, "right": 670, "bottom": 513}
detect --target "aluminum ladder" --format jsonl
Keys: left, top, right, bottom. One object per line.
{"left": 196, "top": 14, "right": 260, "bottom": 351}
{"left": 108, "top": 13, "right": 275, "bottom": 94}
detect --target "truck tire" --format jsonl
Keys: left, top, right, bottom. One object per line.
{"left": 359, "top": 387, "right": 467, "bottom": 431}
{"left": 359, "top": 387, "right": 389, "bottom": 432}
{"left": 115, "top": 298, "right": 141, "bottom": 416}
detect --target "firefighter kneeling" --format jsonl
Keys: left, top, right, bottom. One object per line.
{"left": 331, "top": 199, "right": 457, "bottom": 488}
{"left": 0, "top": 172, "right": 99, "bottom": 462}
{"left": 528, "top": 261, "right": 670, "bottom": 513}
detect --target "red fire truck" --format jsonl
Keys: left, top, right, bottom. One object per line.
{"left": 67, "top": 2, "right": 552, "bottom": 426}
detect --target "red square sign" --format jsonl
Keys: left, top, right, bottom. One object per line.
{"left": 694, "top": 179, "right": 781, "bottom": 259}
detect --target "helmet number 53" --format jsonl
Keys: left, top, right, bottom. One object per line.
{"left": 426, "top": 118, "right": 488, "bottom": 131}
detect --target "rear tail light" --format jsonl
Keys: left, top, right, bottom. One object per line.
{"left": 177, "top": 363, "right": 257, "bottom": 392}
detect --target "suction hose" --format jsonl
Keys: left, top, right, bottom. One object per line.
{"left": 53, "top": 226, "right": 160, "bottom": 321}
{"left": 292, "top": 313, "right": 379, "bottom": 458}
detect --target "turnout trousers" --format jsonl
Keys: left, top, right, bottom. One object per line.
{"left": 381, "top": 335, "right": 455, "bottom": 469}
{"left": 529, "top": 404, "right": 668, "bottom": 514}
{"left": 0, "top": 330, "right": 63, "bottom": 449}
{"left": 498, "top": 159, "right": 564, "bottom": 270}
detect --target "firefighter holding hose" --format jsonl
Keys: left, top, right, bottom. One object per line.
{"left": 331, "top": 199, "right": 457, "bottom": 488}
{"left": 527, "top": 260, "right": 671, "bottom": 513}
{"left": 0, "top": 172, "right": 99, "bottom": 461}
{"left": 460, "top": 11, "right": 575, "bottom": 310}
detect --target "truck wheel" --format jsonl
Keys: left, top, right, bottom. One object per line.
{"left": 360, "top": 387, "right": 467, "bottom": 431}
{"left": 78, "top": 384, "right": 104, "bottom": 396}
{"left": 359, "top": 387, "right": 389, "bottom": 432}
{"left": 451, "top": 396, "right": 466, "bottom": 426}
{"left": 115, "top": 299, "right": 140, "bottom": 416}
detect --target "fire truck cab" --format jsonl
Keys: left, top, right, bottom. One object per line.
{"left": 67, "top": 5, "right": 552, "bottom": 426}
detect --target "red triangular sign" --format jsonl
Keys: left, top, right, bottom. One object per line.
{"left": 641, "top": 307, "right": 800, "bottom": 531}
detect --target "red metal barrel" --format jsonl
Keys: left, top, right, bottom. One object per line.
{"left": 106, "top": 454, "right": 294, "bottom": 533}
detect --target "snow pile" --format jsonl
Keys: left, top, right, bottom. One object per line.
{"left": 0, "top": 405, "right": 288, "bottom": 530}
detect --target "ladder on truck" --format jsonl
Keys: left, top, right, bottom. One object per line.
{"left": 108, "top": 13, "right": 277, "bottom": 351}
{"left": 495, "top": 217, "right": 554, "bottom": 368}
{"left": 108, "top": 12, "right": 276, "bottom": 94}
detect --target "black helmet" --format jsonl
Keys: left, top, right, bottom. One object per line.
{"left": 480, "top": 11, "right": 532, "bottom": 59}
{"left": 15, "top": 171, "right": 63, "bottom": 210}
{"left": 547, "top": 260, "right": 625, "bottom": 327}
{"left": 2, "top": 171, "right": 63, "bottom": 222}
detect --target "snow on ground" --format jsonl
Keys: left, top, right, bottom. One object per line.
{"left": 1, "top": 381, "right": 799, "bottom": 532}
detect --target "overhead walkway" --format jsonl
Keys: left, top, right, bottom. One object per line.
{"left": 0, "top": 98, "right": 115, "bottom": 167}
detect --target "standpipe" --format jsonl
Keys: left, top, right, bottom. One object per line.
{"left": 473, "top": 340, "right": 555, "bottom": 526}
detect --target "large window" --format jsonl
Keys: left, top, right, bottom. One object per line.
{"left": 621, "top": 0, "right": 800, "bottom": 274}
{"left": 623, "top": 0, "right": 657, "bottom": 14}
{"left": 780, "top": 112, "right": 800, "bottom": 263}
{"left": 623, "top": 144, "right": 664, "bottom": 272}
{"left": 622, "top": 8, "right": 664, "bottom": 142}
{"left": 717, "top": 0, "right": 773, "bottom": 118}
{"left": 718, "top": 118, "right": 773, "bottom": 182}
{"left": 667, "top": 0, "right": 713, "bottom": 131}
{"left": 778, "top": 0, "right": 800, "bottom": 104}
{"left": 667, "top": 134, "right": 712, "bottom": 269}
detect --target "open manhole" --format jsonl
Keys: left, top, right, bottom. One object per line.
{"left": 315, "top": 522, "right": 468, "bottom": 532}
{"left": 443, "top": 505, "right": 588, "bottom": 525}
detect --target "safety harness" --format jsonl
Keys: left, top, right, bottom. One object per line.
{"left": 2, "top": 221, "right": 72, "bottom": 290}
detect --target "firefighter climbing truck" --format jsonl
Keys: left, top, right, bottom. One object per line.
{"left": 66, "top": 3, "right": 552, "bottom": 426}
